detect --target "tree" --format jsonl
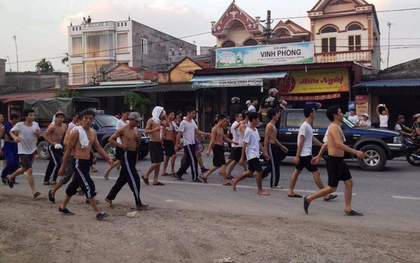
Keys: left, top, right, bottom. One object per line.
{"left": 54, "top": 87, "right": 78, "bottom": 98}
{"left": 36, "top": 58, "right": 54, "bottom": 73}
{"left": 124, "top": 91, "right": 150, "bottom": 115}
{"left": 61, "top": 53, "right": 69, "bottom": 66}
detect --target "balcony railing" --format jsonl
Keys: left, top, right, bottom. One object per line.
{"left": 315, "top": 50, "right": 372, "bottom": 63}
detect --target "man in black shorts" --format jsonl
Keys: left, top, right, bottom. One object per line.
{"left": 287, "top": 106, "right": 336, "bottom": 201}
{"left": 232, "top": 112, "right": 270, "bottom": 196}
{"left": 143, "top": 106, "right": 166, "bottom": 186}
{"left": 200, "top": 114, "right": 237, "bottom": 186}
{"left": 304, "top": 106, "right": 366, "bottom": 216}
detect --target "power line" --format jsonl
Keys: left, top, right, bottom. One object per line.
{"left": 6, "top": 6, "right": 420, "bottom": 66}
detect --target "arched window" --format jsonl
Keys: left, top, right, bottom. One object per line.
{"left": 243, "top": 39, "right": 258, "bottom": 46}
{"left": 275, "top": 28, "right": 291, "bottom": 37}
{"left": 348, "top": 24, "right": 362, "bottom": 31}
{"left": 320, "top": 26, "right": 338, "bottom": 34}
{"left": 222, "top": 41, "right": 235, "bottom": 48}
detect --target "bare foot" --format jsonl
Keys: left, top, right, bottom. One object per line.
{"left": 105, "top": 198, "right": 114, "bottom": 208}
{"left": 232, "top": 179, "right": 237, "bottom": 191}
{"left": 136, "top": 204, "right": 149, "bottom": 211}
{"left": 103, "top": 170, "right": 110, "bottom": 180}
{"left": 257, "top": 190, "right": 270, "bottom": 196}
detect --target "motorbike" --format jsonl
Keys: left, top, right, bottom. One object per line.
{"left": 405, "top": 137, "right": 420, "bottom": 166}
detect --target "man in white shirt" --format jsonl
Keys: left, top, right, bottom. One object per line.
{"left": 6, "top": 109, "right": 41, "bottom": 198}
{"left": 247, "top": 97, "right": 259, "bottom": 113}
{"left": 347, "top": 108, "right": 358, "bottom": 125}
{"left": 232, "top": 112, "right": 270, "bottom": 196}
{"left": 175, "top": 107, "right": 210, "bottom": 182}
{"left": 376, "top": 104, "right": 389, "bottom": 128}
{"left": 287, "top": 107, "right": 337, "bottom": 201}
{"left": 226, "top": 111, "right": 248, "bottom": 179}
{"left": 104, "top": 107, "right": 131, "bottom": 180}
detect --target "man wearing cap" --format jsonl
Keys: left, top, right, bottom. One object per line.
{"left": 358, "top": 113, "right": 371, "bottom": 128}
{"left": 395, "top": 115, "right": 413, "bottom": 137}
{"left": 105, "top": 112, "right": 148, "bottom": 210}
{"left": 43, "top": 111, "right": 67, "bottom": 185}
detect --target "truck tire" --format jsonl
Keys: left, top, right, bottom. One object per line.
{"left": 104, "top": 143, "right": 116, "bottom": 159}
{"left": 37, "top": 140, "right": 50, "bottom": 160}
{"left": 357, "top": 144, "right": 387, "bottom": 171}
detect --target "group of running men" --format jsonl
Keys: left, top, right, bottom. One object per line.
{"left": 1, "top": 87, "right": 367, "bottom": 218}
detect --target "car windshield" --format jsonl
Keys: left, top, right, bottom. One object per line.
{"left": 343, "top": 117, "right": 355, "bottom": 128}
{"left": 95, "top": 114, "right": 118, "bottom": 127}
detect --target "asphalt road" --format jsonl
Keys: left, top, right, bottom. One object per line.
{"left": 2, "top": 152, "right": 420, "bottom": 233}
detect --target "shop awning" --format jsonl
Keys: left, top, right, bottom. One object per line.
{"left": 354, "top": 79, "right": 420, "bottom": 88}
{"left": 0, "top": 92, "right": 54, "bottom": 103}
{"left": 135, "top": 84, "right": 193, "bottom": 93}
{"left": 191, "top": 71, "right": 287, "bottom": 89}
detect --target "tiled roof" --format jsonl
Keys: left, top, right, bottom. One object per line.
{"left": 354, "top": 79, "right": 420, "bottom": 88}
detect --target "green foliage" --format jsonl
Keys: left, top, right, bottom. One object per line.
{"left": 124, "top": 91, "right": 150, "bottom": 115}
{"left": 36, "top": 58, "right": 54, "bottom": 73}
{"left": 61, "top": 53, "right": 69, "bottom": 65}
{"left": 54, "top": 87, "right": 78, "bottom": 98}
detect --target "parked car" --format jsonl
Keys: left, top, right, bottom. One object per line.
{"left": 275, "top": 109, "right": 405, "bottom": 171}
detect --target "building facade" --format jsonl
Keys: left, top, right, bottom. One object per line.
{"left": 68, "top": 20, "right": 197, "bottom": 85}
{"left": 211, "top": 0, "right": 380, "bottom": 72}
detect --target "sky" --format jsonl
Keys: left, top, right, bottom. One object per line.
{"left": 1, "top": 0, "right": 420, "bottom": 72}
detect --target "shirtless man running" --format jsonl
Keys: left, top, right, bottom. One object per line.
{"left": 142, "top": 106, "right": 166, "bottom": 186}
{"left": 200, "top": 114, "right": 237, "bottom": 185}
{"left": 161, "top": 110, "right": 177, "bottom": 176}
{"left": 263, "top": 109, "right": 288, "bottom": 189}
{"left": 58, "top": 110, "right": 113, "bottom": 220}
{"left": 43, "top": 111, "right": 67, "bottom": 185}
{"left": 105, "top": 112, "right": 148, "bottom": 210}
{"left": 303, "top": 106, "right": 366, "bottom": 216}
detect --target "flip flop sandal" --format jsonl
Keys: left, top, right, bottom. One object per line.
{"left": 226, "top": 176, "right": 234, "bottom": 180}
{"left": 153, "top": 182, "right": 165, "bottom": 186}
{"left": 161, "top": 173, "right": 170, "bottom": 176}
{"left": 33, "top": 192, "right": 41, "bottom": 199}
{"left": 288, "top": 194, "right": 303, "bottom": 198}
{"left": 223, "top": 182, "right": 232, "bottom": 186}
{"left": 324, "top": 195, "right": 338, "bottom": 201}
{"left": 344, "top": 210, "right": 363, "bottom": 216}
{"left": 141, "top": 176, "right": 149, "bottom": 185}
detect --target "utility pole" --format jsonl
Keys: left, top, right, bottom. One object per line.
{"left": 387, "top": 22, "right": 392, "bottom": 68}
{"left": 13, "top": 35, "right": 20, "bottom": 89}
{"left": 263, "top": 10, "right": 272, "bottom": 45}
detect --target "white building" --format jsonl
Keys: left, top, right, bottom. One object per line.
{"left": 68, "top": 20, "right": 196, "bottom": 85}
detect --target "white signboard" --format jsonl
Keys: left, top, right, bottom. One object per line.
{"left": 216, "top": 42, "right": 314, "bottom": 69}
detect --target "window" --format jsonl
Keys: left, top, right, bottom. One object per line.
{"left": 348, "top": 24, "right": 362, "bottom": 31}
{"left": 285, "top": 112, "right": 305, "bottom": 128}
{"left": 320, "top": 26, "right": 338, "bottom": 34}
{"left": 117, "top": 33, "right": 128, "bottom": 53}
{"left": 243, "top": 39, "right": 258, "bottom": 46}
{"left": 86, "top": 31, "right": 111, "bottom": 58}
{"left": 72, "top": 37, "right": 82, "bottom": 56}
{"left": 348, "top": 35, "right": 361, "bottom": 51}
{"left": 222, "top": 41, "right": 235, "bottom": 48}
{"left": 71, "top": 64, "right": 83, "bottom": 84}
{"left": 322, "top": 37, "right": 336, "bottom": 53}
{"left": 313, "top": 114, "right": 331, "bottom": 129}
{"left": 141, "top": 38, "right": 148, "bottom": 54}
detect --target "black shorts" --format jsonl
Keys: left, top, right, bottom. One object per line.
{"left": 233, "top": 147, "right": 243, "bottom": 162}
{"left": 248, "top": 158, "right": 262, "bottom": 172}
{"left": 327, "top": 156, "right": 352, "bottom": 187}
{"left": 149, "top": 142, "right": 164, "bottom": 164}
{"left": 228, "top": 147, "right": 236, "bottom": 160}
{"left": 0, "top": 148, "right": 4, "bottom": 161}
{"left": 19, "top": 153, "right": 36, "bottom": 170}
{"left": 295, "top": 156, "right": 318, "bottom": 172}
{"left": 163, "top": 140, "right": 175, "bottom": 157}
{"left": 115, "top": 146, "right": 123, "bottom": 161}
{"left": 212, "top": 145, "right": 226, "bottom": 167}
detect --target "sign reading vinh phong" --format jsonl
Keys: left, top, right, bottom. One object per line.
{"left": 216, "top": 42, "right": 314, "bottom": 69}
{"left": 274, "top": 68, "right": 349, "bottom": 95}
